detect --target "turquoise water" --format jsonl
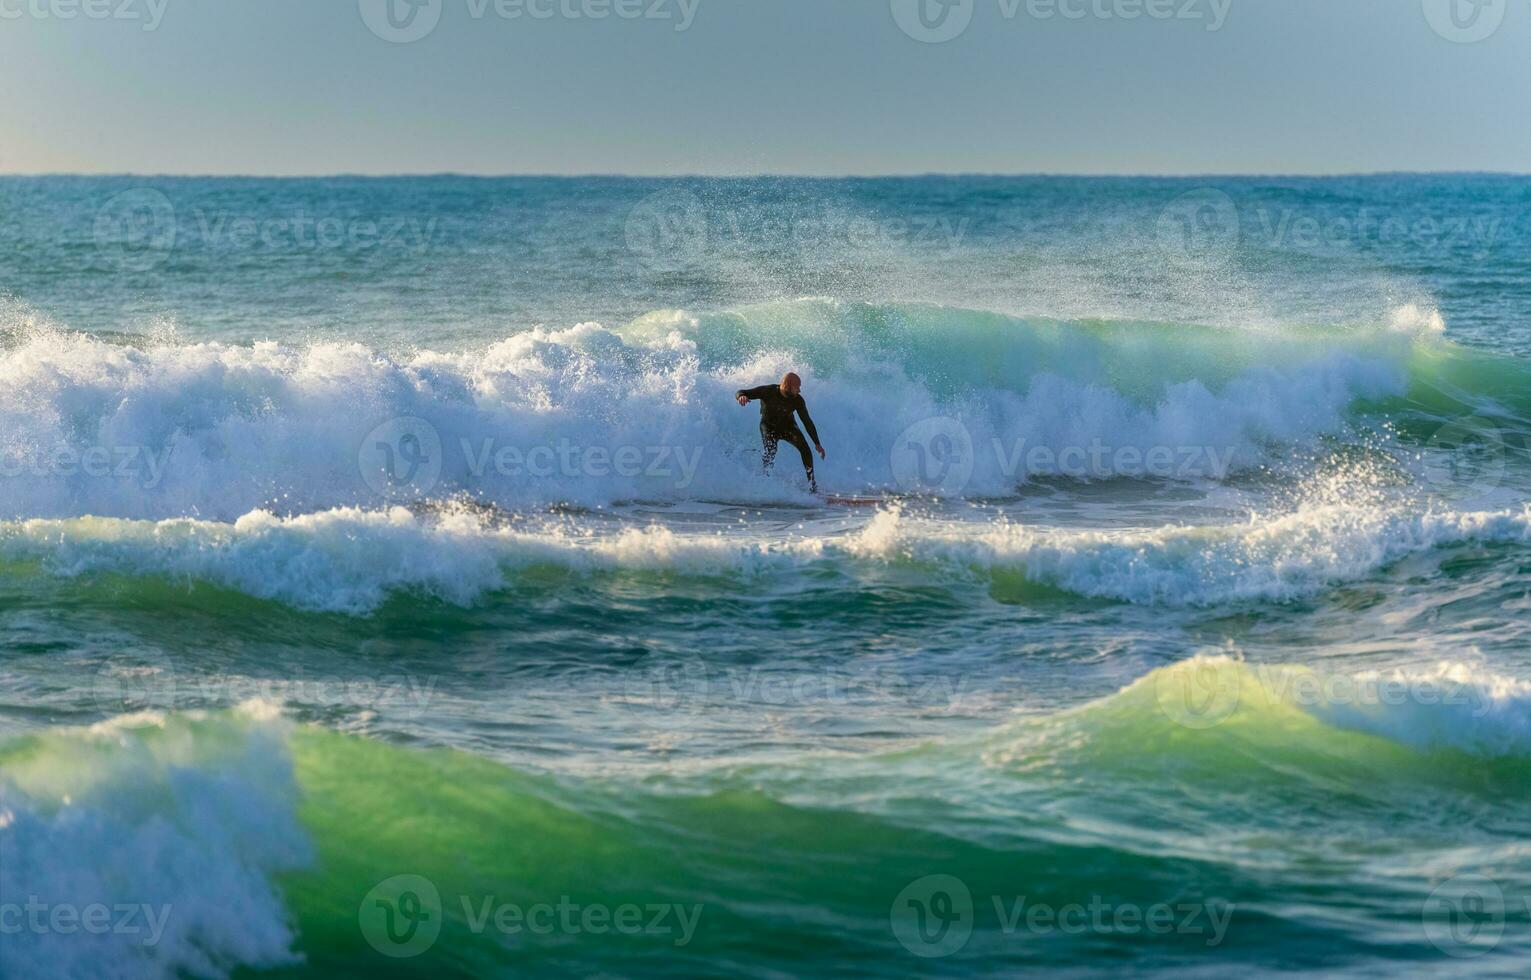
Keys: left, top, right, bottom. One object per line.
{"left": 1, "top": 175, "right": 1530, "bottom": 977}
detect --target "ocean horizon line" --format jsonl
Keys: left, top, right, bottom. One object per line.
{"left": 5, "top": 169, "right": 1530, "bottom": 181}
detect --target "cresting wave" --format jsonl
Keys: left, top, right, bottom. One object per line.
{"left": 3, "top": 657, "right": 1528, "bottom": 979}
{"left": 995, "top": 655, "right": 1531, "bottom": 762}
{"left": 0, "top": 702, "right": 310, "bottom": 980}
{"left": 4, "top": 297, "right": 1516, "bottom": 521}
{"left": 3, "top": 501, "right": 1529, "bottom": 614}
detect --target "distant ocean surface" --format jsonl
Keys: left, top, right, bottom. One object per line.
{"left": 1, "top": 175, "right": 1529, "bottom": 978}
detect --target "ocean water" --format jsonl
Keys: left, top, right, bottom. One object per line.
{"left": 1, "top": 174, "right": 1530, "bottom": 978}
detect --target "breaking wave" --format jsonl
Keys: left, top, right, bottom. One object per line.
{"left": 6, "top": 297, "right": 1520, "bottom": 521}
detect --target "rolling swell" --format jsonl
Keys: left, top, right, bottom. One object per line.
{"left": 3, "top": 658, "right": 1529, "bottom": 978}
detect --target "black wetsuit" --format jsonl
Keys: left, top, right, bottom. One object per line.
{"left": 737, "top": 384, "right": 819, "bottom": 491}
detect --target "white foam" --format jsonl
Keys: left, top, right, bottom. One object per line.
{"left": 849, "top": 504, "right": 1531, "bottom": 605}
{"left": 1287, "top": 661, "right": 1531, "bottom": 757}
{"left": 2, "top": 507, "right": 510, "bottom": 615}
{"left": 3, "top": 500, "right": 1529, "bottom": 613}
{"left": 0, "top": 709, "right": 311, "bottom": 980}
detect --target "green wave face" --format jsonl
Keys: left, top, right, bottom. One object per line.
{"left": 5, "top": 659, "right": 1528, "bottom": 978}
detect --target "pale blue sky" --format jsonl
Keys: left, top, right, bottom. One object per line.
{"left": 2, "top": 0, "right": 1528, "bottom": 175}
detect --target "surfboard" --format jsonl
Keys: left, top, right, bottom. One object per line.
{"left": 820, "top": 494, "right": 887, "bottom": 507}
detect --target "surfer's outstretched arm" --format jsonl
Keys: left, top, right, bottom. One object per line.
{"left": 736, "top": 385, "right": 774, "bottom": 406}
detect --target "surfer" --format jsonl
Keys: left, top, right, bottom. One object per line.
{"left": 736, "top": 372, "right": 825, "bottom": 492}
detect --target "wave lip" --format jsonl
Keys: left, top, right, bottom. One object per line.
{"left": 1069, "top": 656, "right": 1531, "bottom": 759}
{"left": 1301, "top": 660, "right": 1531, "bottom": 757}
